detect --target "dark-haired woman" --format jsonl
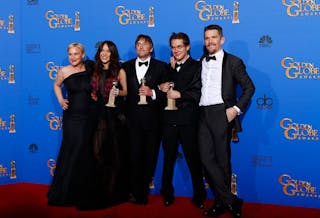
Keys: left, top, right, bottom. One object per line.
{"left": 91, "top": 40, "right": 129, "bottom": 207}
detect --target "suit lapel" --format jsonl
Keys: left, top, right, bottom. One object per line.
{"left": 143, "top": 58, "right": 154, "bottom": 84}
{"left": 129, "top": 59, "right": 140, "bottom": 86}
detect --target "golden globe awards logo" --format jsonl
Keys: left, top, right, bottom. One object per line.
{"left": 194, "top": 1, "right": 240, "bottom": 23}
{"left": 0, "top": 161, "right": 17, "bottom": 179}
{"left": 279, "top": 174, "right": 319, "bottom": 198}
{"left": 45, "top": 10, "right": 80, "bottom": 31}
{"left": 0, "top": 114, "right": 16, "bottom": 133}
{"left": 0, "top": 64, "right": 16, "bottom": 84}
{"left": 0, "top": 14, "right": 15, "bottom": 34}
{"left": 280, "top": 118, "right": 319, "bottom": 140}
{"left": 0, "top": 164, "right": 9, "bottom": 177}
{"left": 46, "top": 62, "right": 62, "bottom": 80}
{"left": 115, "top": 6, "right": 155, "bottom": 27}
{"left": 281, "top": 57, "right": 320, "bottom": 79}
{"left": 282, "top": 0, "right": 320, "bottom": 16}
{"left": 47, "top": 159, "right": 56, "bottom": 176}
{"left": 46, "top": 112, "right": 62, "bottom": 130}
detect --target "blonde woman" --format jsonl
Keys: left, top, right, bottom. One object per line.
{"left": 47, "top": 42, "right": 99, "bottom": 209}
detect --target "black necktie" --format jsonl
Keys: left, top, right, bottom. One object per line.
{"left": 138, "top": 61, "right": 148, "bottom": 67}
{"left": 175, "top": 63, "right": 183, "bottom": 69}
{"left": 205, "top": 55, "right": 216, "bottom": 62}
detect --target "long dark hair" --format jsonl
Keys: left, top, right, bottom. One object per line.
{"left": 92, "top": 40, "right": 121, "bottom": 100}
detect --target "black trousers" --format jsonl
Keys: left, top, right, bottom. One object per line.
{"left": 128, "top": 124, "right": 160, "bottom": 202}
{"left": 198, "top": 104, "right": 237, "bottom": 205}
{"left": 161, "top": 123, "right": 206, "bottom": 200}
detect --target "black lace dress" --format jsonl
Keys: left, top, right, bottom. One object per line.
{"left": 91, "top": 69, "right": 130, "bottom": 207}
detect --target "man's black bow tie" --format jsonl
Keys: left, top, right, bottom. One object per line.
{"left": 138, "top": 61, "right": 148, "bottom": 67}
{"left": 175, "top": 62, "right": 183, "bottom": 69}
{"left": 205, "top": 55, "right": 216, "bottom": 62}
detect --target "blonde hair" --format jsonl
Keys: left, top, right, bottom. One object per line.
{"left": 67, "top": 42, "right": 85, "bottom": 54}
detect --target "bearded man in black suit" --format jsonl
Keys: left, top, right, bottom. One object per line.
{"left": 199, "top": 25, "right": 255, "bottom": 218}
{"left": 122, "top": 34, "right": 168, "bottom": 205}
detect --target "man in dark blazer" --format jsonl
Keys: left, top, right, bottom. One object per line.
{"left": 199, "top": 25, "right": 255, "bottom": 218}
{"left": 159, "top": 32, "right": 206, "bottom": 208}
{"left": 122, "top": 34, "right": 168, "bottom": 205}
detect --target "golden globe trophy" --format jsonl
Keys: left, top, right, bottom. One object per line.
{"left": 231, "top": 128, "right": 239, "bottom": 142}
{"left": 106, "top": 81, "right": 118, "bottom": 107}
{"left": 9, "top": 114, "right": 16, "bottom": 133}
{"left": 138, "top": 78, "right": 148, "bottom": 105}
{"left": 165, "top": 82, "right": 178, "bottom": 110}
{"left": 148, "top": 6, "right": 155, "bottom": 27}
{"left": 10, "top": 160, "right": 17, "bottom": 179}
{"left": 231, "top": 173, "right": 238, "bottom": 195}
{"left": 8, "top": 64, "right": 15, "bottom": 84}
{"left": 8, "top": 14, "right": 15, "bottom": 34}
{"left": 232, "top": 1, "right": 240, "bottom": 24}
{"left": 74, "top": 11, "right": 80, "bottom": 31}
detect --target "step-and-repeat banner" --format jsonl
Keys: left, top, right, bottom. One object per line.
{"left": 1, "top": 0, "right": 319, "bottom": 209}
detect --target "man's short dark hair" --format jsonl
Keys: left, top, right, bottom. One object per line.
{"left": 135, "top": 34, "right": 154, "bottom": 48}
{"left": 169, "top": 32, "right": 190, "bottom": 47}
{"left": 204, "top": 24, "right": 223, "bottom": 37}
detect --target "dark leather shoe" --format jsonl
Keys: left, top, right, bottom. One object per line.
{"left": 136, "top": 197, "right": 148, "bottom": 205}
{"left": 192, "top": 199, "right": 204, "bottom": 209}
{"left": 163, "top": 196, "right": 174, "bottom": 207}
{"left": 129, "top": 194, "right": 148, "bottom": 205}
{"left": 203, "top": 203, "right": 225, "bottom": 217}
{"left": 226, "top": 198, "right": 243, "bottom": 218}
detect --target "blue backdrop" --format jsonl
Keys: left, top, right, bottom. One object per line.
{"left": 1, "top": 0, "right": 320, "bottom": 209}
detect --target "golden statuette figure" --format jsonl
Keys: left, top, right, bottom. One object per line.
{"left": 8, "top": 14, "right": 15, "bottom": 34}
{"left": 9, "top": 114, "right": 16, "bottom": 133}
{"left": 165, "top": 82, "right": 178, "bottom": 110}
{"left": 148, "top": 6, "right": 155, "bottom": 27}
{"left": 8, "top": 64, "right": 15, "bottom": 84}
{"left": 231, "top": 173, "right": 238, "bottom": 195}
{"left": 232, "top": 1, "right": 240, "bottom": 24}
{"left": 10, "top": 160, "right": 17, "bottom": 179}
{"left": 138, "top": 78, "right": 148, "bottom": 105}
{"left": 74, "top": 11, "right": 80, "bottom": 31}
{"left": 106, "top": 81, "right": 118, "bottom": 107}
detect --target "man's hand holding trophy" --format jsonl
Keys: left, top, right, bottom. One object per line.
{"left": 162, "top": 82, "right": 178, "bottom": 110}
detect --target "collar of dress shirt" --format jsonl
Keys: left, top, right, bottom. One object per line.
{"left": 176, "top": 55, "right": 190, "bottom": 65}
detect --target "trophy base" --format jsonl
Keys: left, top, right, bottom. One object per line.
{"left": 164, "top": 106, "right": 178, "bottom": 110}
{"left": 105, "top": 104, "right": 116, "bottom": 108}
{"left": 137, "top": 101, "right": 148, "bottom": 105}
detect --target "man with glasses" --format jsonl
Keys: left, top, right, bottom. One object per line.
{"left": 159, "top": 32, "right": 206, "bottom": 209}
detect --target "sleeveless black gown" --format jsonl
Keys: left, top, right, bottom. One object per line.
{"left": 47, "top": 70, "right": 100, "bottom": 206}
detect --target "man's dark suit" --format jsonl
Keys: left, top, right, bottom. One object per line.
{"left": 198, "top": 51, "right": 255, "bottom": 206}
{"left": 161, "top": 57, "right": 206, "bottom": 203}
{"left": 122, "top": 58, "right": 168, "bottom": 203}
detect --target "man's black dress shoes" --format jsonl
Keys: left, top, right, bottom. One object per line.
{"left": 129, "top": 193, "right": 148, "bottom": 205}
{"left": 226, "top": 198, "right": 243, "bottom": 218}
{"left": 163, "top": 196, "right": 174, "bottom": 207}
{"left": 192, "top": 198, "right": 204, "bottom": 209}
{"left": 203, "top": 203, "right": 225, "bottom": 217}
